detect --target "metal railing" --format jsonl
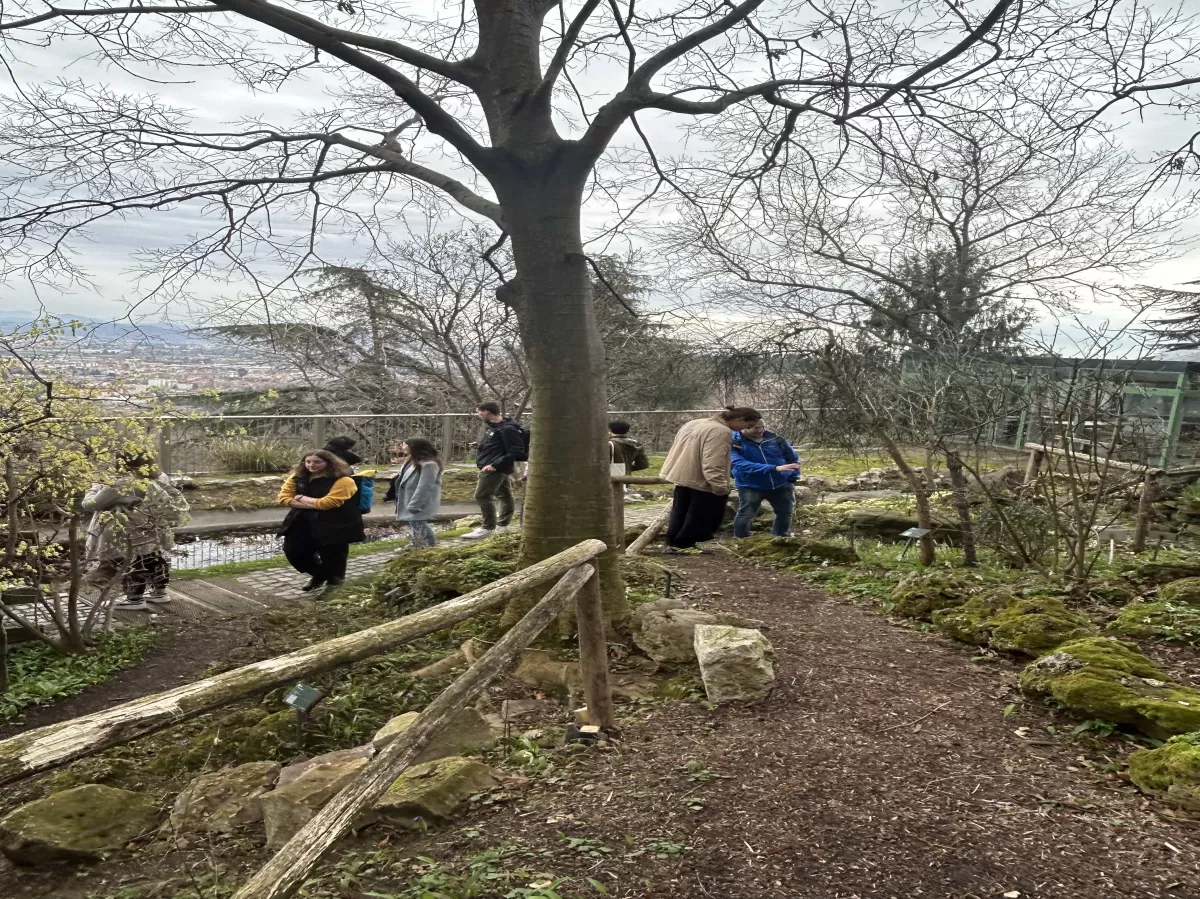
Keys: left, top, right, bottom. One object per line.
{"left": 153, "top": 409, "right": 812, "bottom": 475}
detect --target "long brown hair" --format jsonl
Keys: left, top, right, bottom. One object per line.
{"left": 292, "top": 448, "right": 351, "bottom": 484}
{"left": 404, "top": 437, "right": 443, "bottom": 471}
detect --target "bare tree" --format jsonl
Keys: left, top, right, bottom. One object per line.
{"left": 3, "top": 0, "right": 1193, "bottom": 617}
{"left": 675, "top": 107, "right": 1186, "bottom": 336}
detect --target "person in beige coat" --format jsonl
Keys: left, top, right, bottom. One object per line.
{"left": 660, "top": 406, "right": 762, "bottom": 551}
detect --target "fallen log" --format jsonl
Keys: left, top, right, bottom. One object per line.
{"left": 232, "top": 562, "right": 597, "bottom": 899}
{"left": 0, "top": 539, "right": 608, "bottom": 786}
{"left": 626, "top": 508, "right": 670, "bottom": 556}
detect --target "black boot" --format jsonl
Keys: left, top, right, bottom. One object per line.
{"left": 301, "top": 576, "right": 326, "bottom": 593}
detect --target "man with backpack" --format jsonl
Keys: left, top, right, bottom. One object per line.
{"left": 463, "top": 402, "right": 527, "bottom": 540}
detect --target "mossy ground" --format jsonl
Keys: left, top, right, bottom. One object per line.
{"left": 1127, "top": 732, "right": 1200, "bottom": 811}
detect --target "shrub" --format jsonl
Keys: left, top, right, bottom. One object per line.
{"left": 210, "top": 437, "right": 297, "bottom": 473}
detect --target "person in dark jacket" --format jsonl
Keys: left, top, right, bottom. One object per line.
{"left": 731, "top": 420, "right": 801, "bottom": 538}
{"left": 277, "top": 449, "right": 364, "bottom": 593}
{"left": 609, "top": 420, "right": 650, "bottom": 474}
{"left": 324, "top": 435, "right": 363, "bottom": 467}
{"left": 464, "top": 402, "right": 525, "bottom": 539}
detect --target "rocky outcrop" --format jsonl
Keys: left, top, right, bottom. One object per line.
{"left": 931, "top": 591, "right": 1094, "bottom": 656}
{"left": 1127, "top": 732, "right": 1200, "bottom": 811}
{"left": 1018, "top": 637, "right": 1200, "bottom": 739}
{"left": 166, "top": 761, "right": 281, "bottom": 835}
{"left": 631, "top": 598, "right": 761, "bottom": 666}
{"left": 259, "top": 747, "right": 374, "bottom": 848}
{"left": 372, "top": 756, "right": 500, "bottom": 829}
{"left": 372, "top": 708, "right": 497, "bottom": 761}
{"left": 0, "top": 785, "right": 160, "bottom": 865}
{"left": 693, "top": 625, "right": 775, "bottom": 703}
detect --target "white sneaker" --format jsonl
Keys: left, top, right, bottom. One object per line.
{"left": 146, "top": 589, "right": 170, "bottom": 604}
{"left": 114, "top": 596, "right": 148, "bottom": 612}
{"left": 463, "top": 527, "right": 495, "bottom": 540}
{"left": 495, "top": 525, "right": 511, "bottom": 533}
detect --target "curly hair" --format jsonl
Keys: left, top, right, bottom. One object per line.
{"left": 292, "top": 448, "right": 352, "bottom": 484}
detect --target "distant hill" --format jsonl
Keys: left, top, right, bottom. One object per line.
{"left": 0, "top": 311, "right": 202, "bottom": 344}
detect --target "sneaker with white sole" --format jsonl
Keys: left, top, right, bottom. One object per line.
{"left": 113, "top": 596, "right": 148, "bottom": 612}
{"left": 146, "top": 589, "right": 170, "bottom": 604}
{"left": 462, "top": 527, "right": 495, "bottom": 540}
{"left": 495, "top": 525, "right": 511, "bottom": 533}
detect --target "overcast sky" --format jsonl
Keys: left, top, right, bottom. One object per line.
{"left": 1, "top": 4, "right": 1197, "bottom": 345}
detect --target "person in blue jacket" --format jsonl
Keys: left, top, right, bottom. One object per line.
{"left": 731, "top": 420, "right": 802, "bottom": 538}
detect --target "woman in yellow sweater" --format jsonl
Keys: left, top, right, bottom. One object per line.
{"left": 277, "top": 449, "right": 364, "bottom": 593}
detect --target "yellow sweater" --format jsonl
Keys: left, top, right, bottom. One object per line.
{"left": 277, "top": 475, "right": 357, "bottom": 510}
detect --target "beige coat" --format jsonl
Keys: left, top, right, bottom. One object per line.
{"left": 661, "top": 416, "right": 734, "bottom": 495}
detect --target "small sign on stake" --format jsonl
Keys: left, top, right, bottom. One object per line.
{"left": 283, "top": 683, "right": 321, "bottom": 713}
{"left": 898, "top": 527, "right": 932, "bottom": 558}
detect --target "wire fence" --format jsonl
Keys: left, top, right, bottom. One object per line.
{"left": 152, "top": 409, "right": 814, "bottom": 475}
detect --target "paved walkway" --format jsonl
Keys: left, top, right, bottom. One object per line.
{"left": 109, "top": 503, "right": 671, "bottom": 618}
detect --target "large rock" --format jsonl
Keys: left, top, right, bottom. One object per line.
{"left": 694, "top": 625, "right": 775, "bottom": 703}
{"left": 514, "top": 650, "right": 583, "bottom": 693}
{"left": 1127, "top": 733, "right": 1200, "bottom": 811}
{"left": 167, "top": 761, "right": 281, "bottom": 835}
{"left": 372, "top": 708, "right": 497, "bottom": 761}
{"left": 372, "top": 756, "right": 500, "bottom": 829}
{"left": 1018, "top": 637, "right": 1200, "bottom": 740}
{"left": 1158, "top": 577, "right": 1200, "bottom": 607}
{"left": 633, "top": 601, "right": 725, "bottom": 665}
{"left": 259, "top": 747, "right": 373, "bottom": 848}
{"left": 0, "top": 785, "right": 160, "bottom": 865}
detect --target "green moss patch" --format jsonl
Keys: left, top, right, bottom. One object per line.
{"left": 1018, "top": 637, "right": 1200, "bottom": 739}
{"left": 1127, "top": 732, "right": 1200, "bottom": 811}
{"left": 1108, "top": 600, "right": 1200, "bottom": 645}
{"left": 1124, "top": 559, "right": 1200, "bottom": 587}
{"left": 373, "top": 534, "right": 521, "bottom": 612}
{"left": 888, "top": 570, "right": 977, "bottom": 621}
{"left": 1158, "top": 577, "right": 1200, "bottom": 607}
{"left": 930, "top": 590, "right": 1094, "bottom": 656}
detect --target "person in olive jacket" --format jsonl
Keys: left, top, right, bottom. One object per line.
{"left": 277, "top": 449, "right": 364, "bottom": 593}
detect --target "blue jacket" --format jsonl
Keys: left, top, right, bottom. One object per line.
{"left": 732, "top": 430, "right": 800, "bottom": 491}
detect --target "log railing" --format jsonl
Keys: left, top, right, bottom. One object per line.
{"left": 610, "top": 474, "right": 669, "bottom": 552}
{"left": 233, "top": 562, "right": 599, "bottom": 899}
{"left": 0, "top": 539, "right": 609, "bottom": 786}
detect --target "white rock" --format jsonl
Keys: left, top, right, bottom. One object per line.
{"left": 693, "top": 625, "right": 775, "bottom": 703}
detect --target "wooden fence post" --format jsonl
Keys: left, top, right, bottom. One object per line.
{"left": 576, "top": 568, "right": 615, "bottom": 731}
{"left": 441, "top": 414, "right": 456, "bottom": 462}
{"left": 232, "top": 563, "right": 598, "bottom": 899}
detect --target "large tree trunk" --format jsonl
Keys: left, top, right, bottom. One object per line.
{"left": 945, "top": 450, "right": 978, "bottom": 567}
{"left": 497, "top": 182, "right": 624, "bottom": 630}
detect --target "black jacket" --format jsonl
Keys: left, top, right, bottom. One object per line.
{"left": 279, "top": 476, "right": 365, "bottom": 547}
{"left": 475, "top": 418, "right": 524, "bottom": 474}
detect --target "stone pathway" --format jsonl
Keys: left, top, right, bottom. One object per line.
{"left": 105, "top": 503, "right": 672, "bottom": 616}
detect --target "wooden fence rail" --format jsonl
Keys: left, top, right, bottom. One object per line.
{"left": 0, "top": 539, "right": 608, "bottom": 786}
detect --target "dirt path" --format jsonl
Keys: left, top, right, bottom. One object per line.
{"left": 404, "top": 554, "right": 1200, "bottom": 898}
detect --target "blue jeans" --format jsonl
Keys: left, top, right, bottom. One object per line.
{"left": 410, "top": 520, "right": 438, "bottom": 547}
{"left": 733, "top": 486, "right": 795, "bottom": 538}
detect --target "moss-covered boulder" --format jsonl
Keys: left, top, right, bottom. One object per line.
{"left": 735, "top": 535, "right": 858, "bottom": 567}
{"left": 372, "top": 756, "right": 501, "bottom": 829}
{"left": 166, "top": 761, "right": 281, "bottom": 835}
{"left": 1018, "top": 637, "right": 1200, "bottom": 739}
{"left": 372, "top": 708, "right": 497, "bottom": 760}
{"left": 1125, "top": 560, "right": 1200, "bottom": 587}
{"left": 373, "top": 535, "right": 520, "bottom": 611}
{"left": 930, "top": 590, "right": 1092, "bottom": 655}
{"left": 989, "top": 596, "right": 1095, "bottom": 656}
{"left": 1086, "top": 580, "right": 1138, "bottom": 606}
{"left": 260, "top": 747, "right": 374, "bottom": 848}
{"left": 1108, "top": 600, "right": 1200, "bottom": 643}
{"left": 1158, "top": 577, "right": 1200, "bottom": 607}
{"left": 889, "top": 571, "right": 976, "bottom": 621}
{"left": 0, "top": 785, "right": 160, "bottom": 865}
{"left": 1127, "top": 732, "right": 1200, "bottom": 811}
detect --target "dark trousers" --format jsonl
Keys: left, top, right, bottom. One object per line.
{"left": 89, "top": 551, "right": 170, "bottom": 599}
{"left": 666, "top": 486, "right": 728, "bottom": 548}
{"left": 283, "top": 533, "right": 350, "bottom": 584}
{"left": 475, "top": 469, "right": 515, "bottom": 529}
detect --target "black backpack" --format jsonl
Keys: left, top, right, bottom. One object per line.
{"left": 513, "top": 422, "right": 531, "bottom": 463}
